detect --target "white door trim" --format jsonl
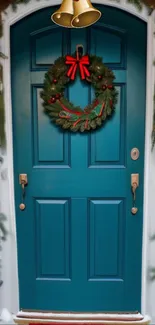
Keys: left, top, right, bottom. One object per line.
{"left": 1, "top": 0, "right": 155, "bottom": 318}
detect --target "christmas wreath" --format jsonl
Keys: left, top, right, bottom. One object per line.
{"left": 41, "top": 46, "right": 118, "bottom": 132}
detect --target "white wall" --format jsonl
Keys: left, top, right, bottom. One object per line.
{"left": 0, "top": 153, "right": 19, "bottom": 315}
{"left": 144, "top": 147, "right": 155, "bottom": 320}
{"left": 0, "top": 0, "right": 155, "bottom": 322}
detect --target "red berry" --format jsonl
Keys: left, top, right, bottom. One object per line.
{"left": 55, "top": 93, "right": 61, "bottom": 100}
{"left": 51, "top": 97, "right": 56, "bottom": 103}
{"left": 53, "top": 79, "right": 57, "bottom": 83}
{"left": 48, "top": 99, "right": 52, "bottom": 104}
{"left": 108, "top": 85, "right": 113, "bottom": 89}
{"left": 98, "top": 75, "right": 102, "bottom": 80}
{"left": 102, "top": 85, "right": 107, "bottom": 90}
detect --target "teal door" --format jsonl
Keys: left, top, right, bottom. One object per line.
{"left": 11, "top": 6, "right": 146, "bottom": 312}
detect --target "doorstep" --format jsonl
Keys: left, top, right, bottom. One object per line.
{"left": 14, "top": 311, "right": 151, "bottom": 325}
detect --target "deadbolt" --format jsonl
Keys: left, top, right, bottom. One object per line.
{"left": 131, "top": 148, "right": 140, "bottom": 161}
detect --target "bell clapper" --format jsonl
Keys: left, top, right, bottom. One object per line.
{"left": 75, "top": 17, "right": 79, "bottom": 23}
{"left": 56, "top": 13, "right": 61, "bottom": 19}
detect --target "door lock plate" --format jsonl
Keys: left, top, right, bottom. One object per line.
{"left": 131, "top": 173, "right": 139, "bottom": 187}
{"left": 19, "top": 174, "right": 28, "bottom": 185}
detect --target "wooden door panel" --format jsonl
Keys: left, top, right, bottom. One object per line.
{"left": 32, "top": 87, "right": 70, "bottom": 166}
{"left": 35, "top": 199, "right": 70, "bottom": 279}
{"left": 91, "top": 27, "right": 126, "bottom": 67}
{"left": 31, "top": 27, "right": 66, "bottom": 69}
{"left": 88, "top": 199, "right": 124, "bottom": 279}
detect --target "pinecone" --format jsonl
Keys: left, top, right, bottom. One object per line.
{"left": 142, "top": 0, "right": 155, "bottom": 8}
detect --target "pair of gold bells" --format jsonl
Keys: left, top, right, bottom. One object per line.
{"left": 51, "top": 0, "right": 102, "bottom": 28}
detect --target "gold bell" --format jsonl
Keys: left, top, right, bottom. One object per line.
{"left": 71, "top": 0, "right": 101, "bottom": 28}
{"left": 51, "top": 0, "right": 74, "bottom": 28}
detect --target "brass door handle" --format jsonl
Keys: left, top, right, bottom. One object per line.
{"left": 131, "top": 174, "right": 139, "bottom": 215}
{"left": 19, "top": 174, "right": 28, "bottom": 211}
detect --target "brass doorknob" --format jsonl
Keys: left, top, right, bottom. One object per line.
{"left": 131, "top": 174, "right": 139, "bottom": 215}
{"left": 131, "top": 207, "right": 138, "bottom": 215}
{"left": 19, "top": 203, "right": 26, "bottom": 211}
{"left": 19, "top": 174, "right": 28, "bottom": 211}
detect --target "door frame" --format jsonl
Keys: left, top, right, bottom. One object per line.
{"left": 0, "top": 0, "right": 155, "bottom": 318}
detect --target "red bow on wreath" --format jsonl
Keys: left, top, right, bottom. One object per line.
{"left": 65, "top": 54, "right": 90, "bottom": 81}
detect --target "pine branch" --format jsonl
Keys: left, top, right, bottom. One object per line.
{"left": 11, "top": 0, "right": 31, "bottom": 11}
{"left": 0, "top": 213, "right": 8, "bottom": 241}
{"left": 150, "top": 234, "right": 155, "bottom": 241}
{"left": 127, "top": 0, "right": 143, "bottom": 10}
{"left": 0, "top": 52, "right": 7, "bottom": 59}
